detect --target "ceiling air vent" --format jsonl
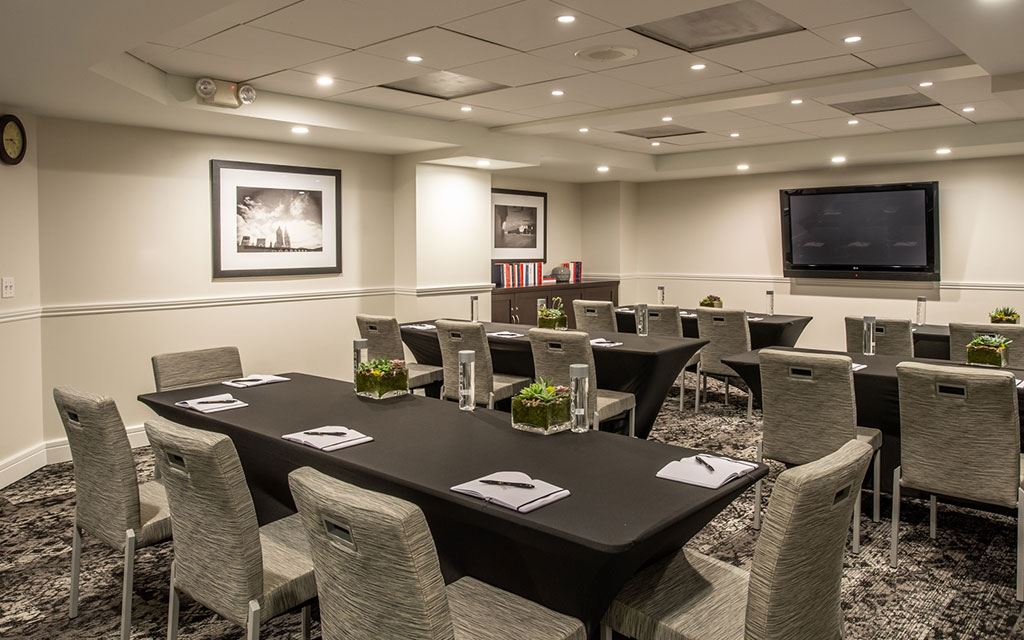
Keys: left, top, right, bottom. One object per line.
{"left": 630, "top": 0, "right": 802, "bottom": 52}
{"left": 382, "top": 71, "right": 507, "bottom": 100}
{"left": 618, "top": 125, "right": 704, "bottom": 139}
{"left": 830, "top": 93, "right": 939, "bottom": 115}
{"left": 574, "top": 45, "right": 639, "bottom": 63}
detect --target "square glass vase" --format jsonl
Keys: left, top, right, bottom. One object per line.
{"left": 355, "top": 370, "right": 410, "bottom": 399}
{"left": 990, "top": 316, "right": 1020, "bottom": 325}
{"left": 511, "top": 396, "right": 572, "bottom": 435}
{"left": 967, "top": 345, "right": 1007, "bottom": 368}
{"left": 538, "top": 315, "right": 568, "bottom": 330}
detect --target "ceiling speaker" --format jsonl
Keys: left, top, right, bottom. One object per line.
{"left": 574, "top": 45, "right": 639, "bottom": 63}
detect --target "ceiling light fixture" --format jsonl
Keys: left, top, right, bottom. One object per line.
{"left": 291, "top": 126, "right": 309, "bottom": 135}
{"left": 651, "top": 141, "right": 661, "bottom": 147}
{"left": 690, "top": 63, "right": 706, "bottom": 70}
{"left": 847, "top": 119, "right": 859, "bottom": 125}
{"left": 919, "top": 81, "right": 934, "bottom": 87}
{"left": 661, "top": 116, "right": 673, "bottom": 122}
{"left": 477, "top": 159, "right": 491, "bottom": 167}
{"left": 596, "top": 165, "right": 610, "bottom": 173}
{"left": 831, "top": 155, "right": 847, "bottom": 164}
{"left": 406, "top": 55, "right": 423, "bottom": 63}
{"left": 729, "top": 132, "right": 740, "bottom": 138}
{"left": 790, "top": 98, "right": 803, "bottom": 105}
{"left": 316, "top": 75, "right": 334, "bottom": 87}
{"left": 551, "top": 89, "right": 564, "bottom": 96}
{"left": 962, "top": 106, "right": 975, "bottom": 113}
{"left": 557, "top": 15, "right": 576, "bottom": 23}
{"left": 578, "top": 127, "right": 589, "bottom": 133}
{"left": 460, "top": 105, "right": 473, "bottom": 112}
{"left": 737, "top": 164, "right": 750, "bottom": 171}
{"left": 935, "top": 147, "right": 952, "bottom": 155}
{"left": 843, "top": 35, "right": 862, "bottom": 43}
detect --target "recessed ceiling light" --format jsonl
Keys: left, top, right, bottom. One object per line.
{"left": 790, "top": 98, "right": 803, "bottom": 105}
{"left": 316, "top": 75, "right": 334, "bottom": 87}
{"left": 460, "top": 105, "right": 473, "bottom": 112}
{"left": 831, "top": 155, "right": 847, "bottom": 164}
{"left": 578, "top": 127, "right": 589, "bottom": 133}
{"left": 661, "top": 116, "right": 673, "bottom": 122}
{"left": 962, "top": 106, "right": 975, "bottom": 113}
{"left": 690, "top": 63, "right": 706, "bottom": 70}
{"left": 847, "top": 119, "right": 859, "bottom": 125}
{"left": 557, "top": 14, "right": 576, "bottom": 23}
{"left": 596, "top": 165, "right": 610, "bottom": 173}
{"left": 477, "top": 159, "right": 491, "bottom": 167}
{"left": 729, "top": 132, "right": 740, "bottom": 138}
{"left": 291, "top": 126, "right": 309, "bottom": 135}
{"left": 936, "top": 147, "right": 952, "bottom": 155}
{"left": 551, "top": 89, "right": 564, "bottom": 96}
{"left": 919, "top": 81, "right": 934, "bottom": 87}
{"left": 651, "top": 141, "right": 661, "bottom": 147}
{"left": 406, "top": 55, "right": 423, "bottom": 63}
{"left": 843, "top": 35, "right": 862, "bottom": 44}
{"left": 737, "top": 163, "right": 750, "bottom": 171}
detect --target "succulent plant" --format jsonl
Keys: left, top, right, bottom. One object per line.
{"left": 968, "top": 334, "right": 1013, "bottom": 349}
{"left": 356, "top": 358, "right": 407, "bottom": 377}
{"left": 515, "top": 378, "right": 570, "bottom": 404}
{"left": 699, "top": 294, "right": 722, "bottom": 307}
{"left": 991, "top": 306, "right": 1020, "bottom": 320}
{"left": 538, "top": 296, "right": 566, "bottom": 320}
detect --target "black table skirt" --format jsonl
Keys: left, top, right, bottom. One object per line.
{"left": 912, "top": 324, "right": 951, "bottom": 359}
{"left": 401, "top": 321, "right": 708, "bottom": 440}
{"left": 721, "top": 348, "right": 1024, "bottom": 504}
{"left": 139, "top": 375, "right": 765, "bottom": 637}
{"left": 615, "top": 308, "right": 812, "bottom": 349}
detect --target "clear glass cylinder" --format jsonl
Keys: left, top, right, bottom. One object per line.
{"left": 469, "top": 295, "right": 479, "bottom": 322}
{"left": 657, "top": 285, "right": 666, "bottom": 304}
{"left": 636, "top": 303, "right": 649, "bottom": 337}
{"left": 458, "top": 350, "right": 475, "bottom": 411}
{"left": 863, "top": 316, "right": 876, "bottom": 355}
{"left": 353, "top": 339, "right": 367, "bottom": 378}
{"left": 915, "top": 296, "right": 927, "bottom": 326}
{"left": 766, "top": 290, "right": 775, "bottom": 316}
{"left": 570, "top": 363, "right": 589, "bottom": 433}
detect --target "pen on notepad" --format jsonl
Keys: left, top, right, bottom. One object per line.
{"left": 480, "top": 479, "right": 536, "bottom": 489}
{"left": 695, "top": 455, "right": 716, "bottom": 472}
{"left": 194, "top": 399, "right": 239, "bottom": 405}
{"left": 229, "top": 378, "right": 263, "bottom": 384}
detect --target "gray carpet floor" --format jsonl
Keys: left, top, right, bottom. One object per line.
{"left": 2, "top": 377, "right": 1023, "bottom": 639}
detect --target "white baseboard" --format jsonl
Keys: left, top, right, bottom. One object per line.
{"left": 0, "top": 444, "right": 47, "bottom": 489}
{"left": 42, "top": 424, "right": 149, "bottom": 465}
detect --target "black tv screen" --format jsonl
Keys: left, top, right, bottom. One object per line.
{"left": 780, "top": 182, "right": 939, "bottom": 281}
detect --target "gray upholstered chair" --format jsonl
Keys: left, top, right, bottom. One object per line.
{"left": 356, "top": 314, "right": 443, "bottom": 392}
{"left": 528, "top": 328, "right": 637, "bottom": 436}
{"left": 892, "top": 361, "right": 1023, "bottom": 600}
{"left": 696, "top": 308, "right": 753, "bottom": 417}
{"left": 844, "top": 317, "right": 915, "bottom": 357}
{"left": 53, "top": 387, "right": 172, "bottom": 640}
{"left": 145, "top": 419, "right": 315, "bottom": 640}
{"left": 151, "top": 346, "right": 243, "bottom": 391}
{"left": 573, "top": 300, "right": 618, "bottom": 334}
{"left": 949, "top": 323, "right": 1024, "bottom": 368}
{"left": 602, "top": 440, "right": 873, "bottom": 640}
{"left": 646, "top": 304, "right": 703, "bottom": 412}
{"left": 756, "top": 350, "right": 883, "bottom": 551}
{"left": 288, "top": 466, "right": 586, "bottom": 640}
{"left": 436, "top": 320, "right": 530, "bottom": 409}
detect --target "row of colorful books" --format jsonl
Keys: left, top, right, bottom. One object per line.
{"left": 494, "top": 262, "right": 545, "bottom": 288}
{"left": 563, "top": 260, "right": 583, "bottom": 283}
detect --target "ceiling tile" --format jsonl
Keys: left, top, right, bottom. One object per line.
{"left": 698, "top": 30, "right": 846, "bottom": 71}
{"left": 785, "top": 117, "right": 890, "bottom": 136}
{"left": 248, "top": 70, "right": 366, "bottom": 97}
{"left": 149, "top": 0, "right": 297, "bottom": 48}
{"left": 859, "top": 105, "right": 970, "bottom": 129}
{"left": 673, "top": 140, "right": 742, "bottom": 152}
{"left": 296, "top": 52, "right": 432, "bottom": 86}
{"left": 450, "top": 54, "right": 586, "bottom": 87}
{"left": 530, "top": 29, "right": 683, "bottom": 72}
{"left": 556, "top": 128, "right": 679, "bottom": 153}
{"left": 517, "top": 101, "right": 601, "bottom": 118}
{"left": 328, "top": 86, "right": 442, "bottom": 109}
{"left": 444, "top": 0, "right": 618, "bottom": 51}
{"left": 951, "top": 100, "right": 1020, "bottom": 123}
{"left": 658, "top": 132, "right": 731, "bottom": 145}
{"left": 461, "top": 81, "right": 597, "bottom": 111}
{"left": 817, "top": 86, "right": 920, "bottom": 105}
{"left": 811, "top": 11, "right": 942, "bottom": 52}
{"left": 667, "top": 111, "right": 772, "bottom": 133}
{"left": 856, "top": 39, "right": 963, "bottom": 67}
{"left": 406, "top": 103, "right": 538, "bottom": 126}
{"left": 360, "top": 27, "right": 517, "bottom": 70}
{"left": 131, "top": 43, "right": 285, "bottom": 81}
{"left": 551, "top": 0, "right": 732, "bottom": 28}
{"left": 747, "top": 55, "right": 873, "bottom": 83}
{"left": 600, "top": 55, "right": 735, "bottom": 88}
{"left": 657, "top": 72, "right": 768, "bottom": 97}
{"left": 383, "top": 71, "right": 507, "bottom": 99}
{"left": 726, "top": 123, "right": 817, "bottom": 142}
{"left": 188, "top": 26, "right": 345, "bottom": 71}
{"left": 735, "top": 99, "right": 849, "bottom": 124}
{"left": 917, "top": 77, "right": 993, "bottom": 105}
{"left": 756, "top": 0, "right": 908, "bottom": 28}
{"left": 551, "top": 74, "right": 676, "bottom": 108}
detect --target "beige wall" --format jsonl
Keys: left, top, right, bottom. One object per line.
{"left": 629, "top": 155, "right": 1024, "bottom": 349}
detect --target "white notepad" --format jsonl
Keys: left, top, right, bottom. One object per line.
{"left": 451, "top": 471, "right": 570, "bottom": 513}
{"left": 748, "top": 316, "right": 765, "bottom": 322}
{"left": 282, "top": 427, "right": 373, "bottom": 452}
{"left": 1017, "top": 379, "right": 1023, "bottom": 389}
{"left": 222, "top": 374, "right": 290, "bottom": 388}
{"left": 590, "top": 338, "right": 623, "bottom": 348}
{"left": 852, "top": 363, "right": 867, "bottom": 372}
{"left": 657, "top": 454, "right": 758, "bottom": 489}
{"left": 404, "top": 323, "right": 436, "bottom": 331}
{"left": 488, "top": 331, "right": 524, "bottom": 338}
{"left": 174, "top": 393, "right": 248, "bottom": 414}
{"left": 680, "top": 311, "right": 696, "bottom": 317}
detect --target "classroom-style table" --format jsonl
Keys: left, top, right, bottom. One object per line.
{"left": 615, "top": 307, "right": 812, "bottom": 349}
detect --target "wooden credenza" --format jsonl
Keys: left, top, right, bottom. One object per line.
{"left": 491, "top": 279, "right": 619, "bottom": 328}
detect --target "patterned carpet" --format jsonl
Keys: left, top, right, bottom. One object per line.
{"left": 2, "top": 377, "right": 1023, "bottom": 639}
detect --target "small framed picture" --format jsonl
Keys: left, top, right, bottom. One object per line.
{"left": 491, "top": 188, "right": 547, "bottom": 263}
{"left": 211, "top": 159, "right": 341, "bottom": 278}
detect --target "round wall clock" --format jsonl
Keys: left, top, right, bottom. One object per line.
{"left": 1, "top": 114, "right": 27, "bottom": 165}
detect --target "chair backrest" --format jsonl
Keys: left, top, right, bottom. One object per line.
{"left": 646, "top": 304, "right": 683, "bottom": 338}
{"left": 745, "top": 440, "right": 872, "bottom": 640}
{"left": 151, "top": 346, "right": 243, "bottom": 392}
{"left": 288, "top": 467, "right": 454, "bottom": 640}
{"left": 435, "top": 320, "right": 494, "bottom": 405}
{"left": 843, "top": 317, "right": 914, "bottom": 357}
{"left": 145, "top": 419, "right": 263, "bottom": 626}
{"left": 759, "top": 350, "right": 858, "bottom": 465}
{"left": 528, "top": 328, "right": 597, "bottom": 419}
{"left": 573, "top": 300, "right": 617, "bottom": 334}
{"left": 696, "top": 308, "right": 751, "bottom": 377}
{"left": 53, "top": 386, "right": 141, "bottom": 549}
{"left": 356, "top": 315, "right": 406, "bottom": 361}
{"left": 949, "top": 323, "right": 1024, "bottom": 368}
{"left": 896, "top": 361, "right": 1021, "bottom": 508}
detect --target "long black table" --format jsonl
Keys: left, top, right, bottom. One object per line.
{"left": 139, "top": 374, "right": 766, "bottom": 637}
{"left": 615, "top": 307, "right": 812, "bottom": 348}
{"left": 721, "top": 347, "right": 1024, "bottom": 501}
{"left": 401, "top": 321, "right": 707, "bottom": 440}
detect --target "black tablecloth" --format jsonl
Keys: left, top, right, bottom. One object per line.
{"left": 401, "top": 321, "right": 707, "bottom": 440}
{"left": 721, "top": 348, "right": 1024, "bottom": 500}
{"left": 912, "top": 324, "right": 951, "bottom": 359}
{"left": 139, "top": 374, "right": 765, "bottom": 637}
{"left": 615, "top": 308, "right": 812, "bottom": 349}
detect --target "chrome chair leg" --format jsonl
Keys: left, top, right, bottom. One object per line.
{"left": 70, "top": 524, "right": 81, "bottom": 618}
{"left": 890, "top": 466, "right": 902, "bottom": 568}
{"left": 167, "top": 563, "right": 180, "bottom": 640}
{"left": 246, "top": 600, "right": 261, "bottom": 640}
{"left": 852, "top": 492, "right": 861, "bottom": 554}
{"left": 120, "top": 529, "right": 136, "bottom": 640}
{"left": 752, "top": 441, "right": 763, "bottom": 530}
{"left": 872, "top": 448, "right": 881, "bottom": 523}
{"left": 929, "top": 495, "right": 937, "bottom": 539}
{"left": 301, "top": 604, "right": 311, "bottom": 640}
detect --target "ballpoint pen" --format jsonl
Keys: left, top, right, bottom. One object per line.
{"left": 695, "top": 455, "right": 716, "bottom": 472}
{"left": 480, "top": 479, "right": 536, "bottom": 489}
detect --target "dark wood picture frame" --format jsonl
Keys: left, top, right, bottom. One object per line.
{"left": 211, "top": 159, "right": 342, "bottom": 278}
{"left": 491, "top": 188, "right": 548, "bottom": 264}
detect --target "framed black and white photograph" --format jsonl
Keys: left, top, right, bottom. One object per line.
{"left": 491, "top": 188, "right": 547, "bottom": 263}
{"left": 211, "top": 159, "right": 341, "bottom": 277}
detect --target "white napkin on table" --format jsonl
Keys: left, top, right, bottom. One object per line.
{"left": 222, "top": 374, "right": 290, "bottom": 388}
{"left": 174, "top": 393, "right": 248, "bottom": 414}
{"left": 852, "top": 363, "right": 867, "bottom": 372}
{"left": 282, "top": 426, "right": 373, "bottom": 452}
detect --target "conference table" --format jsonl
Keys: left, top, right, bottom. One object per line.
{"left": 720, "top": 347, "right": 1024, "bottom": 500}
{"left": 401, "top": 321, "right": 707, "bottom": 439}
{"left": 614, "top": 307, "right": 813, "bottom": 349}
{"left": 139, "top": 374, "right": 766, "bottom": 637}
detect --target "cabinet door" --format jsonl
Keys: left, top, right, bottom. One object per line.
{"left": 491, "top": 293, "right": 514, "bottom": 324}
{"left": 514, "top": 292, "right": 547, "bottom": 326}
{"left": 582, "top": 284, "right": 619, "bottom": 306}
{"left": 560, "top": 290, "right": 583, "bottom": 329}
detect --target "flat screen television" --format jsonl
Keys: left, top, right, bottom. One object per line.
{"left": 780, "top": 181, "right": 939, "bottom": 281}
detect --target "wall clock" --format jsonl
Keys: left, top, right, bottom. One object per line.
{"left": 1, "top": 114, "right": 27, "bottom": 165}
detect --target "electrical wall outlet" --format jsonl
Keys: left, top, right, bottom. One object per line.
{"left": 1, "top": 277, "right": 14, "bottom": 299}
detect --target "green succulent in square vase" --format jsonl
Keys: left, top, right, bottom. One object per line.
{"left": 699, "top": 294, "right": 723, "bottom": 308}
{"left": 355, "top": 358, "right": 410, "bottom": 398}
{"left": 538, "top": 296, "right": 569, "bottom": 330}
{"left": 991, "top": 306, "right": 1021, "bottom": 324}
{"left": 966, "top": 335, "right": 1012, "bottom": 368}
{"left": 512, "top": 379, "right": 572, "bottom": 435}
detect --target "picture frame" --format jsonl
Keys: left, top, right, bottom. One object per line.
{"left": 211, "top": 159, "right": 342, "bottom": 278}
{"left": 491, "top": 188, "right": 547, "bottom": 264}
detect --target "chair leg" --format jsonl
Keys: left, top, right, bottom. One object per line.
{"left": 724, "top": 378, "right": 730, "bottom": 406}
{"left": 628, "top": 408, "right": 635, "bottom": 438}
{"left": 890, "top": 466, "right": 901, "bottom": 568}
{"left": 246, "top": 600, "right": 261, "bottom": 640}
{"left": 695, "top": 364, "right": 702, "bottom": 412}
{"left": 70, "top": 524, "right": 81, "bottom": 619}
{"left": 487, "top": 392, "right": 494, "bottom": 410}
{"left": 600, "top": 624, "right": 613, "bottom": 640}
{"left": 929, "top": 495, "right": 937, "bottom": 540}
{"left": 746, "top": 389, "right": 753, "bottom": 420}
{"left": 301, "top": 604, "right": 311, "bottom": 640}
{"left": 752, "top": 441, "right": 763, "bottom": 530}
{"left": 1017, "top": 488, "right": 1023, "bottom": 602}
{"left": 872, "top": 448, "right": 881, "bottom": 523}
{"left": 120, "top": 529, "right": 136, "bottom": 640}
{"left": 679, "top": 373, "right": 685, "bottom": 411}
{"left": 852, "top": 492, "right": 861, "bottom": 554}
{"left": 167, "top": 563, "right": 179, "bottom": 640}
